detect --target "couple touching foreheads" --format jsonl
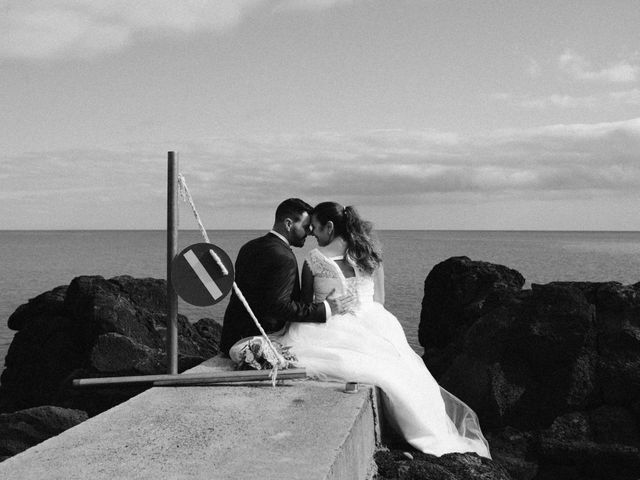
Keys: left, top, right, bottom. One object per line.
{"left": 220, "top": 198, "right": 491, "bottom": 458}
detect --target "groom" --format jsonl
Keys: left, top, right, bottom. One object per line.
{"left": 220, "top": 198, "right": 355, "bottom": 356}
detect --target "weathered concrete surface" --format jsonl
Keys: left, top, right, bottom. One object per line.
{"left": 0, "top": 357, "right": 380, "bottom": 479}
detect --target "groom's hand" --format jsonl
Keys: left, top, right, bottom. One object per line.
{"left": 326, "top": 288, "right": 356, "bottom": 315}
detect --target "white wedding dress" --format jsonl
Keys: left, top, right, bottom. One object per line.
{"left": 281, "top": 248, "right": 491, "bottom": 457}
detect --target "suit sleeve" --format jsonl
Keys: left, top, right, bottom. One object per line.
{"left": 261, "top": 250, "right": 326, "bottom": 327}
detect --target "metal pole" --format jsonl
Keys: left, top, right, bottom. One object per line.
{"left": 167, "top": 152, "right": 179, "bottom": 374}
{"left": 72, "top": 369, "right": 307, "bottom": 387}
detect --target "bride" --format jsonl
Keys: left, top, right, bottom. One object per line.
{"left": 234, "top": 201, "right": 491, "bottom": 458}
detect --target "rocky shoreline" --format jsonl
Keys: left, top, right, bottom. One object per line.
{"left": 414, "top": 256, "right": 640, "bottom": 480}
{"left": 1, "top": 258, "right": 639, "bottom": 479}
{"left": 0, "top": 275, "right": 222, "bottom": 461}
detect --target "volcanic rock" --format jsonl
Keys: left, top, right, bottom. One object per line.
{"left": 0, "top": 275, "right": 222, "bottom": 415}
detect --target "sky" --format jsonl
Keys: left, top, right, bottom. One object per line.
{"left": 1, "top": 0, "right": 639, "bottom": 230}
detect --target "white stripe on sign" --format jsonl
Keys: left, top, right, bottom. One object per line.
{"left": 184, "top": 249, "right": 223, "bottom": 300}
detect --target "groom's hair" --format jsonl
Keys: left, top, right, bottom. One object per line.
{"left": 275, "top": 198, "right": 313, "bottom": 223}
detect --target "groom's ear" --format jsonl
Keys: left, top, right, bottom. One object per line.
{"left": 284, "top": 218, "right": 293, "bottom": 231}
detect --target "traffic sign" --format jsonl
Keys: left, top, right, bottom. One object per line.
{"left": 171, "top": 243, "right": 234, "bottom": 306}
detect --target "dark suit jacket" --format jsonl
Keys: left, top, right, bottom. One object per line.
{"left": 220, "top": 233, "right": 326, "bottom": 355}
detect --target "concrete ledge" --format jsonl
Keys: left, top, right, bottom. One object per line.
{"left": 0, "top": 358, "right": 381, "bottom": 479}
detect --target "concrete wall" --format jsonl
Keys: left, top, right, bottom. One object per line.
{"left": 0, "top": 357, "right": 381, "bottom": 479}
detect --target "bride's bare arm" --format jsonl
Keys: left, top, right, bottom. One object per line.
{"left": 373, "top": 264, "right": 385, "bottom": 305}
{"left": 301, "top": 260, "right": 314, "bottom": 303}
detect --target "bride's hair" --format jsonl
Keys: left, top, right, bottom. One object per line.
{"left": 312, "top": 202, "right": 382, "bottom": 274}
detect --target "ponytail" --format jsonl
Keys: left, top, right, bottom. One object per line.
{"left": 343, "top": 206, "right": 382, "bottom": 275}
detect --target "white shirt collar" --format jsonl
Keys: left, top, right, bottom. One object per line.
{"left": 269, "top": 230, "right": 290, "bottom": 246}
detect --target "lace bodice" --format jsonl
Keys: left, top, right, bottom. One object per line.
{"left": 306, "top": 248, "right": 375, "bottom": 305}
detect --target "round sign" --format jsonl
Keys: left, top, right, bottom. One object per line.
{"left": 171, "top": 243, "right": 234, "bottom": 306}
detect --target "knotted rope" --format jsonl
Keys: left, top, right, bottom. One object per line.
{"left": 177, "top": 174, "right": 286, "bottom": 386}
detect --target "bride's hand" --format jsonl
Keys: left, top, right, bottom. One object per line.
{"left": 326, "top": 288, "right": 356, "bottom": 315}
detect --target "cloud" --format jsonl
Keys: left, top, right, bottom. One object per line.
{"left": 6, "top": 118, "right": 639, "bottom": 221}
{"left": 491, "top": 89, "right": 640, "bottom": 109}
{"left": 0, "top": 1, "right": 260, "bottom": 60}
{"left": 526, "top": 58, "right": 541, "bottom": 77}
{"left": 3, "top": 118, "right": 640, "bottom": 229}
{"left": 185, "top": 118, "right": 640, "bottom": 206}
{"left": 558, "top": 49, "right": 639, "bottom": 83}
{"left": 0, "top": 0, "right": 366, "bottom": 60}
{"left": 273, "top": 0, "right": 357, "bottom": 12}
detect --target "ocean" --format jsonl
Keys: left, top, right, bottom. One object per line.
{"left": 2, "top": 230, "right": 640, "bottom": 370}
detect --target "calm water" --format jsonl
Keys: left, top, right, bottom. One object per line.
{"left": 2, "top": 230, "right": 640, "bottom": 369}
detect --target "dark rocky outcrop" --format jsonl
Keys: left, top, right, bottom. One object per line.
{"left": 0, "top": 406, "right": 88, "bottom": 461}
{"left": 0, "top": 275, "right": 222, "bottom": 460}
{"left": 419, "top": 256, "right": 525, "bottom": 352}
{"left": 1, "top": 275, "right": 222, "bottom": 415}
{"left": 419, "top": 256, "right": 640, "bottom": 480}
{"left": 374, "top": 449, "right": 512, "bottom": 480}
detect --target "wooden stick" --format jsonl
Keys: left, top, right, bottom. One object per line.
{"left": 72, "top": 368, "right": 307, "bottom": 387}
